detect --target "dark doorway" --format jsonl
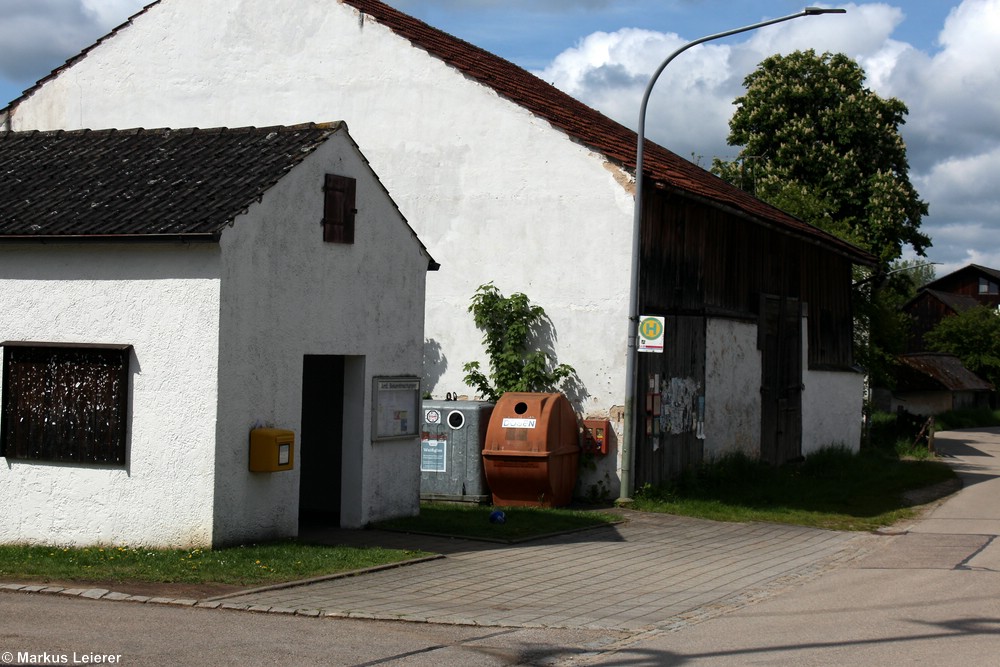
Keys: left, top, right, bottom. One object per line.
{"left": 759, "top": 295, "right": 803, "bottom": 464}
{"left": 299, "top": 355, "right": 345, "bottom": 526}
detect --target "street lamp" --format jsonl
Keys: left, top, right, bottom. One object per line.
{"left": 620, "top": 7, "right": 846, "bottom": 500}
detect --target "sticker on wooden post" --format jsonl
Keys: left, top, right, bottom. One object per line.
{"left": 638, "top": 316, "right": 665, "bottom": 353}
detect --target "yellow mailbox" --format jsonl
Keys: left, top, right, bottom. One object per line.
{"left": 249, "top": 428, "right": 295, "bottom": 472}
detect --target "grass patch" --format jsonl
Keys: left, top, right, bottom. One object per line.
{"left": 375, "top": 502, "right": 620, "bottom": 542}
{"left": 631, "top": 446, "right": 957, "bottom": 531}
{"left": 0, "top": 541, "right": 429, "bottom": 587}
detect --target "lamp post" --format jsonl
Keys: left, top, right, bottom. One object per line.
{"left": 619, "top": 7, "right": 846, "bottom": 500}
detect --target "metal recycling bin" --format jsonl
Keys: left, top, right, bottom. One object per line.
{"left": 420, "top": 400, "right": 494, "bottom": 503}
{"left": 481, "top": 392, "right": 580, "bottom": 507}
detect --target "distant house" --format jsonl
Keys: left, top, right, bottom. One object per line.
{"left": 885, "top": 353, "right": 994, "bottom": 416}
{"left": 0, "top": 0, "right": 874, "bottom": 492}
{"left": 0, "top": 123, "right": 435, "bottom": 547}
{"left": 904, "top": 264, "right": 1000, "bottom": 351}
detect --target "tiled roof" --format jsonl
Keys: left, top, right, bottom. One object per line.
{"left": 3, "top": 0, "right": 875, "bottom": 264}
{"left": 0, "top": 123, "right": 342, "bottom": 240}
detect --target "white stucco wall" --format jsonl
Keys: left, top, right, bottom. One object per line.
{"left": 5, "top": 0, "right": 634, "bottom": 422}
{"left": 704, "top": 318, "right": 761, "bottom": 460}
{"left": 214, "top": 129, "right": 429, "bottom": 541}
{"left": 801, "top": 318, "right": 863, "bottom": 455}
{"left": 888, "top": 392, "right": 952, "bottom": 417}
{"left": 706, "top": 315, "right": 863, "bottom": 460}
{"left": 0, "top": 244, "right": 221, "bottom": 546}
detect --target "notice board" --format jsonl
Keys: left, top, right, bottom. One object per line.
{"left": 372, "top": 376, "right": 421, "bottom": 441}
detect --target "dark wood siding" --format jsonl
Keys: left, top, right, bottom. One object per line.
{"left": 759, "top": 295, "right": 803, "bottom": 464}
{"left": 640, "top": 186, "right": 854, "bottom": 369}
{"left": 632, "top": 185, "right": 859, "bottom": 480}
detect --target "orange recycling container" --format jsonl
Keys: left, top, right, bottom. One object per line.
{"left": 481, "top": 392, "right": 580, "bottom": 507}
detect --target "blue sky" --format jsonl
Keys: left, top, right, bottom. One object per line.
{"left": 1, "top": 0, "right": 998, "bottom": 275}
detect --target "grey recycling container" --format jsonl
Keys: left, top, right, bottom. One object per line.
{"left": 420, "top": 400, "right": 494, "bottom": 503}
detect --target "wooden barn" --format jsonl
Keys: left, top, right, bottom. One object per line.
{"left": 633, "top": 177, "right": 873, "bottom": 483}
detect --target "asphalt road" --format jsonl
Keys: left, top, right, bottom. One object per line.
{"left": 0, "top": 593, "right": 629, "bottom": 666}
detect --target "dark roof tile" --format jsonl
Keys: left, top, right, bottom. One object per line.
{"left": 0, "top": 123, "right": 342, "bottom": 239}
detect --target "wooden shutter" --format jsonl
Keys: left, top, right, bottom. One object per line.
{"left": 323, "top": 174, "right": 357, "bottom": 244}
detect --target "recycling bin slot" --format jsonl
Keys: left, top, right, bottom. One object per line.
{"left": 482, "top": 392, "right": 580, "bottom": 507}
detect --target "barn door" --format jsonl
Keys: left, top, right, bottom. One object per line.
{"left": 634, "top": 314, "right": 706, "bottom": 486}
{"left": 759, "top": 295, "right": 802, "bottom": 465}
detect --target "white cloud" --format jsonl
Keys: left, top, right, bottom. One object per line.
{"left": 917, "top": 148, "right": 1000, "bottom": 225}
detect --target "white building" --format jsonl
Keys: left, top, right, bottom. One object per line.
{"left": 1, "top": 0, "right": 873, "bottom": 496}
{"left": 0, "top": 123, "right": 435, "bottom": 546}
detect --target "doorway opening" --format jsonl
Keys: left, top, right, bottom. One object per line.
{"left": 299, "top": 355, "right": 345, "bottom": 527}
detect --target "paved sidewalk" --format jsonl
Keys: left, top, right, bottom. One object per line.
{"left": 216, "top": 509, "right": 876, "bottom": 631}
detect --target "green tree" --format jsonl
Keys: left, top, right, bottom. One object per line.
{"left": 712, "top": 50, "right": 929, "bottom": 266}
{"left": 890, "top": 259, "right": 937, "bottom": 300}
{"left": 924, "top": 306, "right": 1000, "bottom": 389}
{"left": 462, "top": 283, "right": 575, "bottom": 402}
{"left": 712, "top": 50, "right": 932, "bottom": 388}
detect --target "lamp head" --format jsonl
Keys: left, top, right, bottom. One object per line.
{"left": 804, "top": 7, "right": 847, "bottom": 14}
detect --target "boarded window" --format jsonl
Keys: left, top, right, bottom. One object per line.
{"left": 322, "top": 174, "right": 357, "bottom": 244}
{"left": 1, "top": 342, "right": 131, "bottom": 465}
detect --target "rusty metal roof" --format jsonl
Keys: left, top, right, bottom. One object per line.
{"left": 0, "top": 123, "right": 342, "bottom": 241}
{"left": 897, "top": 353, "right": 994, "bottom": 392}
{"left": 2, "top": 0, "right": 875, "bottom": 265}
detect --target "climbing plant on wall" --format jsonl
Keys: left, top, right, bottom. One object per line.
{"left": 462, "top": 283, "right": 575, "bottom": 402}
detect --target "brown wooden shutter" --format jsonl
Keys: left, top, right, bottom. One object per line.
{"left": 323, "top": 174, "right": 357, "bottom": 244}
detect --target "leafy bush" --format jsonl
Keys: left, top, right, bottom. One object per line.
{"left": 462, "top": 283, "right": 575, "bottom": 401}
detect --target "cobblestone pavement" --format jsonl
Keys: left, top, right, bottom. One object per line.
{"left": 209, "top": 509, "right": 878, "bottom": 631}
